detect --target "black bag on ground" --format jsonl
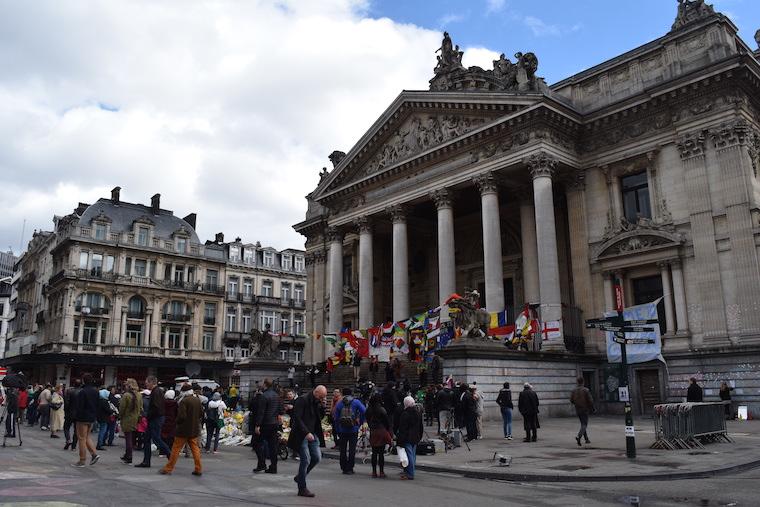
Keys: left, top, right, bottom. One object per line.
{"left": 417, "top": 440, "right": 436, "bottom": 455}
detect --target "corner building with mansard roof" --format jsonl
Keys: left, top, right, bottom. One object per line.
{"left": 295, "top": 2, "right": 760, "bottom": 416}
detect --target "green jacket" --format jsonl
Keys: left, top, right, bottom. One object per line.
{"left": 119, "top": 391, "right": 142, "bottom": 432}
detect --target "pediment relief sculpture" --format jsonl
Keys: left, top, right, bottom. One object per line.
{"left": 364, "top": 114, "right": 486, "bottom": 176}
{"left": 594, "top": 223, "right": 683, "bottom": 261}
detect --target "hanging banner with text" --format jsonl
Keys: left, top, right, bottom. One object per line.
{"left": 605, "top": 300, "right": 665, "bottom": 364}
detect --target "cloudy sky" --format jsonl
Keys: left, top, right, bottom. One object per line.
{"left": 2, "top": 0, "right": 758, "bottom": 254}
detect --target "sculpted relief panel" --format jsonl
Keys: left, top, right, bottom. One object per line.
{"left": 364, "top": 114, "right": 486, "bottom": 175}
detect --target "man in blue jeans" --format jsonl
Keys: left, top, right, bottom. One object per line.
{"left": 333, "top": 387, "right": 366, "bottom": 475}
{"left": 397, "top": 396, "right": 423, "bottom": 480}
{"left": 135, "top": 376, "right": 171, "bottom": 468}
{"left": 495, "top": 381, "right": 513, "bottom": 440}
{"left": 288, "top": 385, "right": 327, "bottom": 497}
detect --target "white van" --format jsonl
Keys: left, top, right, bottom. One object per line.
{"left": 174, "top": 376, "right": 219, "bottom": 392}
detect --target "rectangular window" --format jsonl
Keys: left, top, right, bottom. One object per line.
{"left": 177, "top": 238, "right": 186, "bottom": 253}
{"left": 263, "top": 251, "right": 273, "bottom": 267}
{"left": 95, "top": 223, "right": 107, "bottom": 240}
{"left": 621, "top": 172, "right": 652, "bottom": 222}
{"left": 91, "top": 253, "right": 103, "bottom": 276}
{"left": 228, "top": 278, "right": 238, "bottom": 296}
{"left": 243, "top": 279, "right": 253, "bottom": 296}
{"left": 279, "top": 350, "right": 288, "bottom": 362}
{"left": 244, "top": 249, "right": 254, "bottom": 264}
{"left": 282, "top": 255, "right": 292, "bottom": 270}
{"left": 240, "top": 348, "right": 250, "bottom": 359}
{"left": 137, "top": 227, "right": 149, "bottom": 246}
{"left": 225, "top": 347, "right": 235, "bottom": 360}
{"left": 294, "top": 285, "right": 304, "bottom": 302}
{"left": 280, "top": 315, "right": 290, "bottom": 335}
{"left": 174, "top": 266, "right": 184, "bottom": 283}
{"left": 73, "top": 320, "right": 80, "bottom": 342}
{"left": 295, "top": 256, "right": 304, "bottom": 272}
{"left": 203, "top": 331, "right": 214, "bottom": 351}
{"left": 79, "top": 251, "right": 89, "bottom": 270}
{"left": 294, "top": 350, "right": 302, "bottom": 364}
{"left": 226, "top": 307, "right": 237, "bottom": 332}
{"left": 105, "top": 255, "right": 115, "bottom": 273}
{"left": 126, "top": 324, "right": 142, "bottom": 346}
{"left": 187, "top": 266, "right": 195, "bottom": 283}
{"left": 82, "top": 320, "right": 98, "bottom": 345}
{"left": 281, "top": 283, "right": 290, "bottom": 300}
{"left": 134, "top": 259, "right": 147, "bottom": 276}
{"left": 149, "top": 260, "right": 156, "bottom": 278}
{"left": 229, "top": 246, "right": 240, "bottom": 262}
{"left": 242, "top": 312, "right": 252, "bottom": 333}
{"left": 294, "top": 315, "right": 303, "bottom": 336}
{"left": 204, "top": 303, "right": 216, "bottom": 324}
{"left": 206, "top": 269, "right": 218, "bottom": 286}
{"left": 126, "top": 257, "right": 133, "bottom": 276}
{"left": 262, "top": 281, "right": 272, "bottom": 297}
{"left": 260, "top": 310, "right": 276, "bottom": 331}
{"left": 168, "top": 328, "right": 181, "bottom": 349}
{"left": 164, "top": 263, "right": 171, "bottom": 280}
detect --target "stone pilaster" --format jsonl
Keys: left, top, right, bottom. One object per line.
{"left": 354, "top": 216, "right": 374, "bottom": 329}
{"left": 387, "top": 204, "right": 410, "bottom": 322}
{"left": 474, "top": 172, "right": 505, "bottom": 313}
{"left": 710, "top": 121, "right": 760, "bottom": 343}
{"left": 677, "top": 130, "right": 727, "bottom": 347}
{"left": 527, "top": 152, "right": 563, "bottom": 350}
{"left": 430, "top": 188, "right": 456, "bottom": 304}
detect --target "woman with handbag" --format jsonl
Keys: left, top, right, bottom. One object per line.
{"left": 119, "top": 378, "right": 142, "bottom": 464}
{"left": 49, "top": 384, "right": 65, "bottom": 439}
{"left": 365, "top": 393, "right": 393, "bottom": 478}
{"left": 204, "top": 392, "right": 227, "bottom": 453}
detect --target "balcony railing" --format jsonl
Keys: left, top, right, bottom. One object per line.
{"left": 127, "top": 311, "right": 145, "bottom": 319}
{"left": 119, "top": 346, "right": 154, "bottom": 354}
{"left": 202, "top": 283, "right": 225, "bottom": 295}
{"left": 166, "top": 349, "right": 184, "bottom": 356}
{"left": 162, "top": 313, "right": 191, "bottom": 322}
{"left": 76, "top": 305, "right": 110, "bottom": 316}
{"left": 203, "top": 316, "right": 216, "bottom": 325}
{"left": 288, "top": 299, "right": 306, "bottom": 309}
{"left": 75, "top": 268, "right": 119, "bottom": 282}
{"left": 257, "top": 296, "right": 281, "bottom": 306}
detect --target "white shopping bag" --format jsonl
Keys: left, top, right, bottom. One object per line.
{"left": 397, "top": 446, "right": 409, "bottom": 468}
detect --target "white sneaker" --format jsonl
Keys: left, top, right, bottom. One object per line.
{"left": 507, "top": 436, "right": 513, "bottom": 440}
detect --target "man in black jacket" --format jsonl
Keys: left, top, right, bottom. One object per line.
{"left": 435, "top": 385, "right": 454, "bottom": 434}
{"left": 288, "top": 385, "right": 327, "bottom": 498}
{"left": 687, "top": 377, "right": 703, "bottom": 402}
{"left": 253, "top": 378, "right": 283, "bottom": 474}
{"left": 495, "top": 381, "right": 513, "bottom": 440}
{"left": 73, "top": 373, "right": 100, "bottom": 467}
{"left": 135, "top": 375, "right": 171, "bottom": 468}
{"left": 63, "top": 379, "right": 81, "bottom": 450}
{"left": 518, "top": 383, "right": 540, "bottom": 442}
{"left": 397, "top": 396, "right": 423, "bottom": 480}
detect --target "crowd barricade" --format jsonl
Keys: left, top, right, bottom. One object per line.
{"left": 651, "top": 402, "right": 733, "bottom": 450}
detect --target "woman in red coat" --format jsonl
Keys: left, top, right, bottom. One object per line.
{"left": 161, "top": 390, "right": 178, "bottom": 451}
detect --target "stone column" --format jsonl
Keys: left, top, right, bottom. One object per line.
{"left": 519, "top": 199, "right": 540, "bottom": 305}
{"left": 527, "top": 152, "right": 563, "bottom": 347}
{"left": 710, "top": 122, "right": 760, "bottom": 341}
{"left": 120, "top": 306, "right": 127, "bottom": 345}
{"left": 355, "top": 216, "right": 374, "bottom": 329}
{"left": 77, "top": 317, "right": 84, "bottom": 342}
{"left": 144, "top": 310, "right": 152, "bottom": 348}
{"left": 670, "top": 259, "right": 690, "bottom": 334}
{"left": 327, "top": 227, "right": 344, "bottom": 333}
{"left": 658, "top": 262, "right": 676, "bottom": 335}
{"left": 387, "top": 204, "right": 409, "bottom": 322}
{"left": 677, "top": 131, "right": 726, "bottom": 345}
{"left": 474, "top": 172, "right": 505, "bottom": 312}
{"left": 431, "top": 188, "right": 456, "bottom": 304}
{"left": 602, "top": 272, "right": 614, "bottom": 312}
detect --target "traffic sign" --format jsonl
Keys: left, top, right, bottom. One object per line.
{"left": 614, "top": 337, "right": 655, "bottom": 345}
{"left": 621, "top": 326, "right": 655, "bottom": 333}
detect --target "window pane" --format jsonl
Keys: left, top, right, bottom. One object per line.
{"left": 79, "top": 252, "right": 89, "bottom": 269}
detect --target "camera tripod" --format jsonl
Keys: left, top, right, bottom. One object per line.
{"left": 0, "top": 404, "right": 23, "bottom": 447}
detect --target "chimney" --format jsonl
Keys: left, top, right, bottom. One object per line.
{"left": 150, "top": 193, "right": 161, "bottom": 214}
{"left": 183, "top": 213, "right": 197, "bottom": 229}
{"left": 215, "top": 232, "right": 224, "bottom": 243}
{"left": 111, "top": 186, "right": 121, "bottom": 203}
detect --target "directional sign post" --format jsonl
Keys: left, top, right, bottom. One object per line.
{"left": 585, "top": 278, "right": 658, "bottom": 460}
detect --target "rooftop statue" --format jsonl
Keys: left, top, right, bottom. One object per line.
{"left": 672, "top": 0, "right": 716, "bottom": 31}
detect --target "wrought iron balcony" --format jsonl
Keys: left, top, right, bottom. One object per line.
{"left": 126, "top": 311, "right": 145, "bottom": 319}
{"left": 162, "top": 313, "right": 191, "bottom": 322}
{"left": 203, "top": 316, "right": 216, "bottom": 325}
{"left": 256, "top": 296, "right": 281, "bottom": 306}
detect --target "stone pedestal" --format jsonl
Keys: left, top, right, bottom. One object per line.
{"left": 237, "top": 358, "right": 292, "bottom": 400}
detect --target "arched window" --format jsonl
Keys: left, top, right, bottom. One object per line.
{"left": 128, "top": 296, "right": 146, "bottom": 318}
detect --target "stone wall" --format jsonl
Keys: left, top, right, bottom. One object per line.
{"left": 439, "top": 342, "right": 601, "bottom": 421}
{"left": 237, "top": 359, "right": 295, "bottom": 400}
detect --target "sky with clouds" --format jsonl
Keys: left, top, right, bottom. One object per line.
{"left": 1, "top": 0, "right": 758, "bottom": 255}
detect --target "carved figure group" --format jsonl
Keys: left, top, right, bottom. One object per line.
{"left": 434, "top": 31, "right": 464, "bottom": 74}
{"left": 366, "top": 115, "right": 485, "bottom": 174}
{"left": 448, "top": 290, "right": 491, "bottom": 340}
{"left": 672, "top": 0, "right": 715, "bottom": 30}
{"left": 248, "top": 328, "right": 279, "bottom": 359}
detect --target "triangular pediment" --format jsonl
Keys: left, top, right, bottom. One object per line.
{"left": 313, "top": 91, "right": 542, "bottom": 200}
{"left": 593, "top": 222, "right": 683, "bottom": 261}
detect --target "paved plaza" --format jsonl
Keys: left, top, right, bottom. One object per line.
{"left": 1, "top": 416, "right": 759, "bottom": 506}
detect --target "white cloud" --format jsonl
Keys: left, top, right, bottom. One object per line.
{"left": 523, "top": 16, "right": 561, "bottom": 37}
{"left": 438, "top": 13, "right": 465, "bottom": 28}
{"left": 462, "top": 47, "right": 502, "bottom": 70}
{"left": 486, "top": 0, "right": 507, "bottom": 14}
{"left": 0, "top": 0, "right": 443, "bottom": 253}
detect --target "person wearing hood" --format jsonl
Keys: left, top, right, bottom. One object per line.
{"left": 396, "top": 396, "right": 423, "bottom": 480}
{"left": 134, "top": 388, "right": 151, "bottom": 451}
{"left": 161, "top": 383, "right": 203, "bottom": 476}
{"left": 204, "top": 392, "right": 228, "bottom": 453}
{"left": 161, "top": 390, "right": 178, "bottom": 451}
{"left": 96, "top": 388, "right": 115, "bottom": 450}
{"left": 119, "top": 378, "right": 142, "bottom": 464}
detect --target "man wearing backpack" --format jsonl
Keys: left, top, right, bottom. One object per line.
{"left": 333, "top": 387, "right": 366, "bottom": 475}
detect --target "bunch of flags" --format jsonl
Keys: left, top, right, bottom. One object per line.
{"left": 322, "top": 298, "right": 542, "bottom": 367}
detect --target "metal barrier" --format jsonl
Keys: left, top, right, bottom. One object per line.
{"left": 651, "top": 402, "right": 733, "bottom": 450}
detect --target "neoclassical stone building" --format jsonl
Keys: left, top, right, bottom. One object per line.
{"left": 296, "top": 2, "right": 760, "bottom": 415}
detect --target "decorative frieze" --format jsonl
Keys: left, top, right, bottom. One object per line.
{"left": 526, "top": 152, "right": 558, "bottom": 179}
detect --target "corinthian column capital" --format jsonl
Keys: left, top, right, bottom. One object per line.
{"left": 526, "top": 152, "right": 558, "bottom": 179}
{"left": 324, "top": 226, "right": 343, "bottom": 243}
{"left": 709, "top": 120, "right": 752, "bottom": 150}
{"left": 677, "top": 130, "right": 707, "bottom": 160}
{"left": 474, "top": 171, "right": 498, "bottom": 195}
{"left": 353, "top": 216, "right": 372, "bottom": 234}
{"left": 430, "top": 188, "right": 453, "bottom": 210}
{"left": 385, "top": 204, "right": 407, "bottom": 224}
